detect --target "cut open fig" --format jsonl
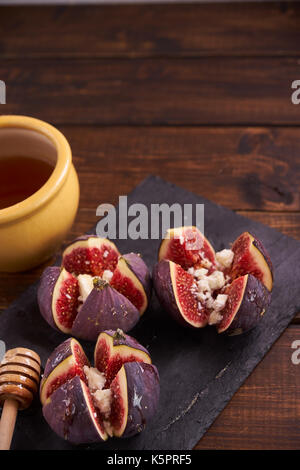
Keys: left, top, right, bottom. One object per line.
{"left": 41, "top": 330, "right": 159, "bottom": 445}
{"left": 38, "top": 235, "right": 151, "bottom": 341}
{"left": 153, "top": 226, "right": 273, "bottom": 335}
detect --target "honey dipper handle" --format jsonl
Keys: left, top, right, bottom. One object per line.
{"left": 0, "top": 399, "right": 19, "bottom": 450}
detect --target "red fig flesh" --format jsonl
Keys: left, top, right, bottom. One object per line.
{"left": 158, "top": 226, "right": 216, "bottom": 270}
{"left": 62, "top": 236, "right": 120, "bottom": 277}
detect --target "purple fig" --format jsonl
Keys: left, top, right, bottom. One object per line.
{"left": 37, "top": 236, "right": 152, "bottom": 341}
{"left": 41, "top": 331, "right": 160, "bottom": 445}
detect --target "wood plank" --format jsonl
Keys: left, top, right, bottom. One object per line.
{"left": 61, "top": 125, "right": 300, "bottom": 212}
{"left": 2, "top": 57, "right": 300, "bottom": 126}
{"left": 196, "top": 324, "right": 300, "bottom": 449}
{"left": 237, "top": 211, "right": 300, "bottom": 241}
{"left": 1, "top": 3, "right": 300, "bottom": 58}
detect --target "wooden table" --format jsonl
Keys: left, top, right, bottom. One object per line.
{"left": 1, "top": 2, "right": 300, "bottom": 450}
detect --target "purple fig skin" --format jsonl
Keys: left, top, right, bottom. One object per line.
{"left": 43, "top": 376, "right": 107, "bottom": 445}
{"left": 71, "top": 283, "right": 140, "bottom": 342}
{"left": 220, "top": 274, "right": 271, "bottom": 336}
{"left": 121, "top": 362, "right": 160, "bottom": 438}
{"left": 123, "top": 253, "right": 152, "bottom": 302}
{"left": 37, "top": 266, "right": 61, "bottom": 331}
{"left": 153, "top": 260, "right": 192, "bottom": 328}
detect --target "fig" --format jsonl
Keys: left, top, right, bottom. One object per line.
{"left": 41, "top": 330, "right": 160, "bottom": 445}
{"left": 38, "top": 235, "right": 151, "bottom": 341}
{"left": 153, "top": 226, "right": 273, "bottom": 335}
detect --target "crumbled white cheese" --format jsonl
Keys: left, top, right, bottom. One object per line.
{"left": 93, "top": 389, "right": 112, "bottom": 419}
{"left": 103, "top": 420, "right": 114, "bottom": 437}
{"left": 208, "top": 295, "right": 228, "bottom": 326}
{"left": 179, "top": 235, "right": 185, "bottom": 245}
{"left": 194, "top": 268, "right": 208, "bottom": 279}
{"left": 187, "top": 267, "right": 195, "bottom": 275}
{"left": 206, "top": 296, "right": 215, "bottom": 309}
{"left": 212, "top": 294, "right": 228, "bottom": 312}
{"left": 102, "top": 270, "right": 113, "bottom": 283}
{"left": 208, "top": 310, "right": 223, "bottom": 325}
{"left": 103, "top": 250, "right": 109, "bottom": 259}
{"left": 196, "top": 292, "right": 208, "bottom": 302}
{"left": 216, "top": 249, "right": 234, "bottom": 269}
{"left": 201, "top": 258, "right": 212, "bottom": 269}
{"left": 197, "top": 279, "right": 211, "bottom": 292}
{"left": 207, "top": 271, "right": 225, "bottom": 290}
{"left": 84, "top": 366, "right": 106, "bottom": 393}
{"left": 77, "top": 274, "right": 95, "bottom": 303}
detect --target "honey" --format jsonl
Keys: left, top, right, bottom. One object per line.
{"left": 0, "top": 156, "right": 54, "bottom": 210}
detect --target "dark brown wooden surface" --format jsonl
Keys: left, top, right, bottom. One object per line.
{"left": 0, "top": 2, "right": 300, "bottom": 450}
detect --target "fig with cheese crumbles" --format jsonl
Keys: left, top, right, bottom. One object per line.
{"left": 153, "top": 227, "right": 273, "bottom": 335}
{"left": 38, "top": 235, "right": 151, "bottom": 341}
{"left": 41, "top": 329, "right": 160, "bottom": 444}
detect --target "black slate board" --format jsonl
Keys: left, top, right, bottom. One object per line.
{"left": 1, "top": 175, "right": 300, "bottom": 450}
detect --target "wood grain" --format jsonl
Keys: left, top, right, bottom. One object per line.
{"left": 61, "top": 125, "right": 300, "bottom": 212}
{"left": 196, "top": 325, "right": 300, "bottom": 449}
{"left": 1, "top": 58, "right": 300, "bottom": 125}
{"left": 1, "top": 3, "right": 300, "bottom": 58}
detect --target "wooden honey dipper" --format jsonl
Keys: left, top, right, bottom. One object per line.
{"left": 0, "top": 347, "right": 41, "bottom": 450}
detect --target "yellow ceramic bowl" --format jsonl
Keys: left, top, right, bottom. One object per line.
{"left": 0, "top": 115, "right": 79, "bottom": 272}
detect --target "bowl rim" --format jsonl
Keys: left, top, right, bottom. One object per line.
{"left": 0, "top": 115, "right": 72, "bottom": 224}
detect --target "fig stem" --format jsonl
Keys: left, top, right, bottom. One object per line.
{"left": 93, "top": 278, "right": 108, "bottom": 290}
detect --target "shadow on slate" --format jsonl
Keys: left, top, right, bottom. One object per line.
{"left": 1, "top": 175, "right": 300, "bottom": 450}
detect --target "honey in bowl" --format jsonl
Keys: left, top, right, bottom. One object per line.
{"left": 0, "top": 156, "right": 54, "bottom": 210}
